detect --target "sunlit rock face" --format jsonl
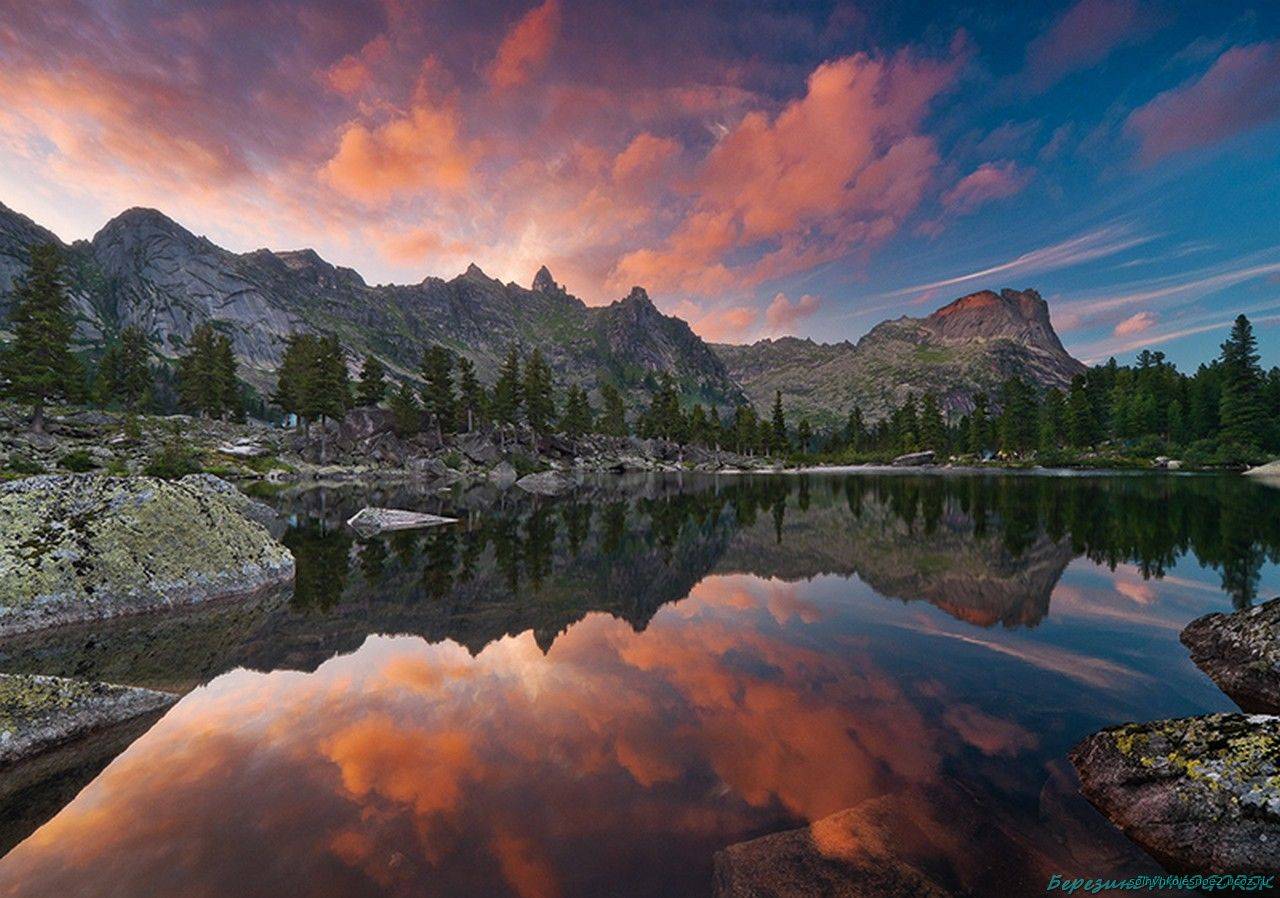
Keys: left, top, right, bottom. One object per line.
{"left": 714, "top": 288, "right": 1087, "bottom": 425}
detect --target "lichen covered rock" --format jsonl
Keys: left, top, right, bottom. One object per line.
{"left": 0, "top": 474, "right": 294, "bottom": 635}
{"left": 1070, "top": 713, "right": 1280, "bottom": 872}
{"left": 0, "top": 673, "right": 175, "bottom": 766}
{"left": 1182, "top": 597, "right": 1280, "bottom": 714}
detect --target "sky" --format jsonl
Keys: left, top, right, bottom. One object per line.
{"left": 1, "top": 0, "right": 1278, "bottom": 366}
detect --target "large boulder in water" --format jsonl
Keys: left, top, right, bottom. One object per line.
{"left": 1181, "top": 597, "right": 1280, "bottom": 714}
{"left": 516, "top": 470, "right": 575, "bottom": 496}
{"left": 1069, "top": 713, "right": 1280, "bottom": 873}
{"left": 0, "top": 474, "right": 295, "bottom": 636}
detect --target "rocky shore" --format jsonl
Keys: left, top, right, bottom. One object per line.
{"left": 1070, "top": 597, "right": 1280, "bottom": 874}
{"left": 0, "top": 473, "right": 295, "bottom": 636}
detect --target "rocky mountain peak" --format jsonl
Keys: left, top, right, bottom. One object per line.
{"left": 622, "top": 286, "right": 655, "bottom": 309}
{"left": 925, "top": 287, "right": 1067, "bottom": 353}
{"left": 531, "top": 265, "right": 560, "bottom": 293}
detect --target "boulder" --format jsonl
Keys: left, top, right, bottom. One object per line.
{"left": 216, "top": 438, "right": 270, "bottom": 459}
{"left": 346, "top": 507, "right": 458, "bottom": 537}
{"left": 1069, "top": 713, "right": 1280, "bottom": 873}
{"left": 458, "top": 433, "right": 500, "bottom": 466}
{"left": 406, "top": 457, "right": 464, "bottom": 484}
{"left": 1181, "top": 597, "right": 1280, "bottom": 713}
{"left": 0, "top": 673, "right": 175, "bottom": 767}
{"left": 178, "top": 473, "right": 280, "bottom": 528}
{"left": 1244, "top": 459, "right": 1280, "bottom": 478}
{"left": 337, "top": 407, "right": 396, "bottom": 444}
{"left": 892, "top": 451, "right": 935, "bottom": 467}
{"left": 516, "top": 470, "right": 575, "bottom": 496}
{"left": 0, "top": 474, "right": 295, "bottom": 636}
{"left": 488, "top": 461, "right": 518, "bottom": 486}
{"left": 714, "top": 799, "right": 952, "bottom": 897}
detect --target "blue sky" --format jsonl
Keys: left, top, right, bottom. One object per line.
{"left": 0, "top": 0, "right": 1277, "bottom": 367}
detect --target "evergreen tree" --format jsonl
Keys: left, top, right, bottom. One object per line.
{"left": 456, "top": 355, "right": 485, "bottom": 431}
{"left": 733, "top": 404, "right": 759, "bottom": 454}
{"left": 918, "top": 393, "right": 946, "bottom": 453}
{"left": 491, "top": 345, "right": 523, "bottom": 425}
{"left": 892, "top": 393, "right": 920, "bottom": 452}
{"left": 796, "top": 418, "right": 813, "bottom": 453}
{"left": 303, "top": 334, "right": 350, "bottom": 427}
{"left": 1038, "top": 389, "right": 1065, "bottom": 451}
{"left": 770, "top": 390, "right": 787, "bottom": 451}
{"left": 388, "top": 382, "right": 421, "bottom": 436}
{"left": 272, "top": 333, "right": 314, "bottom": 427}
{"left": 0, "top": 244, "right": 83, "bottom": 432}
{"left": 598, "top": 382, "right": 628, "bottom": 436}
{"left": 522, "top": 348, "right": 555, "bottom": 432}
{"left": 560, "top": 385, "right": 593, "bottom": 437}
{"left": 214, "top": 333, "right": 242, "bottom": 420}
{"left": 640, "top": 376, "right": 685, "bottom": 441}
{"left": 1066, "top": 376, "right": 1095, "bottom": 448}
{"left": 844, "top": 405, "right": 866, "bottom": 452}
{"left": 1218, "top": 314, "right": 1266, "bottom": 449}
{"left": 355, "top": 355, "right": 387, "bottom": 407}
{"left": 177, "top": 324, "right": 225, "bottom": 418}
{"left": 968, "top": 393, "right": 990, "bottom": 455}
{"left": 95, "top": 325, "right": 152, "bottom": 410}
{"left": 997, "top": 376, "right": 1037, "bottom": 453}
{"left": 420, "top": 345, "right": 457, "bottom": 437}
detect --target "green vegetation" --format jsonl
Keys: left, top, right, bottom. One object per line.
{"left": 0, "top": 244, "right": 83, "bottom": 432}
{"left": 143, "top": 422, "right": 203, "bottom": 479}
{"left": 95, "top": 325, "right": 153, "bottom": 411}
{"left": 57, "top": 449, "right": 97, "bottom": 472}
{"left": 177, "top": 323, "right": 242, "bottom": 420}
{"left": 271, "top": 333, "right": 350, "bottom": 430}
{"left": 355, "top": 354, "right": 386, "bottom": 407}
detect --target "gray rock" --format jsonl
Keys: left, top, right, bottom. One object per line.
{"left": 346, "top": 507, "right": 458, "bottom": 537}
{"left": 0, "top": 474, "right": 295, "bottom": 636}
{"left": 458, "top": 433, "right": 500, "bottom": 466}
{"left": 892, "top": 450, "right": 935, "bottom": 467}
{"left": 488, "top": 460, "right": 518, "bottom": 486}
{"left": 516, "top": 470, "right": 575, "bottom": 496}
{"left": 1070, "top": 713, "right": 1280, "bottom": 873}
{"left": 0, "top": 673, "right": 176, "bottom": 767}
{"left": 1181, "top": 597, "right": 1280, "bottom": 713}
{"left": 406, "top": 456, "right": 464, "bottom": 484}
{"left": 216, "top": 438, "right": 270, "bottom": 458}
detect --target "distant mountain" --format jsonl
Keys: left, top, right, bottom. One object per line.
{"left": 713, "top": 289, "right": 1086, "bottom": 424}
{"left": 1, "top": 200, "right": 1087, "bottom": 420}
{"left": 0, "top": 202, "right": 744, "bottom": 407}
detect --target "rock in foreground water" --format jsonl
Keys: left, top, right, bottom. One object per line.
{"left": 0, "top": 474, "right": 295, "bottom": 636}
{"left": 1070, "top": 713, "right": 1280, "bottom": 873}
{"left": 0, "top": 673, "right": 175, "bottom": 766}
{"left": 346, "top": 507, "right": 458, "bottom": 536}
{"left": 516, "top": 470, "right": 575, "bottom": 495}
{"left": 1181, "top": 597, "right": 1280, "bottom": 714}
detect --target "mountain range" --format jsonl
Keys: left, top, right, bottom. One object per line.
{"left": 0, "top": 201, "right": 1086, "bottom": 421}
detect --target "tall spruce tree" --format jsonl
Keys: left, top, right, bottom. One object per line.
{"left": 95, "top": 325, "right": 152, "bottom": 410}
{"left": 456, "top": 355, "right": 485, "bottom": 431}
{"left": 0, "top": 243, "right": 82, "bottom": 431}
{"left": 770, "top": 390, "right": 787, "bottom": 451}
{"left": 420, "top": 345, "right": 457, "bottom": 438}
{"left": 491, "top": 345, "right": 523, "bottom": 425}
{"left": 598, "top": 382, "right": 628, "bottom": 436}
{"left": 918, "top": 393, "right": 946, "bottom": 453}
{"left": 355, "top": 355, "right": 387, "bottom": 407}
{"left": 968, "top": 393, "right": 990, "bottom": 455}
{"left": 560, "top": 386, "right": 593, "bottom": 437}
{"left": 388, "top": 382, "right": 421, "bottom": 436}
{"left": 522, "top": 348, "right": 555, "bottom": 433}
{"left": 303, "top": 334, "right": 350, "bottom": 427}
{"left": 1218, "top": 315, "right": 1266, "bottom": 449}
{"left": 177, "top": 323, "right": 227, "bottom": 418}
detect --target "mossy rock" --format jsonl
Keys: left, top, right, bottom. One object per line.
{"left": 1070, "top": 713, "right": 1280, "bottom": 872}
{"left": 0, "top": 474, "right": 294, "bottom": 636}
{"left": 1182, "top": 597, "right": 1280, "bottom": 714}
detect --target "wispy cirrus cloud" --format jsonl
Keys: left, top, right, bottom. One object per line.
{"left": 1021, "top": 0, "right": 1154, "bottom": 93}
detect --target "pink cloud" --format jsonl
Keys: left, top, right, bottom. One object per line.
{"left": 940, "top": 161, "right": 1032, "bottom": 215}
{"left": 489, "top": 0, "right": 562, "bottom": 90}
{"left": 1112, "top": 310, "right": 1155, "bottom": 336}
{"left": 1023, "top": 0, "right": 1150, "bottom": 93}
{"left": 765, "top": 292, "right": 821, "bottom": 332}
{"left": 1125, "top": 42, "right": 1280, "bottom": 164}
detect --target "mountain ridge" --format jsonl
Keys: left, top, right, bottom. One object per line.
{"left": 0, "top": 200, "right": 1085, "bottom": 419}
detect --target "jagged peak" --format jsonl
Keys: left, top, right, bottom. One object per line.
{"left": 464, "top": 262, "right": 487, "bottom": 279}
{"left": 622, "top": 286, "right": 654, "bottom": 308}
{"left": 532, "top": 265, "right": 559, "bottom": 292}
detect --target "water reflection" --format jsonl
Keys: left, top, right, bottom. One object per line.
{"left": 0, "top": 472, "right": 1277, "bottom": 896}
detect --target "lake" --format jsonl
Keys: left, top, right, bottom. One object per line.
{"left": 1, "top": 471, "right": 1277, "bottom": 896}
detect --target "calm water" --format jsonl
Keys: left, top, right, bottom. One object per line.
{"left": 2, "top": 472, "right": 1279, "bottom": 897}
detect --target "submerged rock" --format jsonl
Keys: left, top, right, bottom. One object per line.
{"left": 714, "top": 800, "right": 953, "bottom": 897}
{"left": 1181, "top": 597, "right": 1280, "bottom": 714}
{"left": 1069, "top": 713, "right": 1280, "bottom": 873}
{"left": 0, "top": 673, "right": 175, "bottom": 767}
{"left": 891, "top": 450, "right": 935, "bottom": 467}
{"left": 0, "top": 474, "right": 295, "bottom": 636}
{"left": 346, "top": 507, "right": 458, "bottom": 537}
{"left": 516, "top": 470, "right": 575, "bottom": 496}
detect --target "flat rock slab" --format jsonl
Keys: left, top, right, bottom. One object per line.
{"left": 0, "top": 673, "right": 175, "bottom": 767}
{"left": 515, "top": 471, "right": 575, "bottom": 496}
{"left": 346, "top": 507, "right": 458, "bottom": 537}
{"left": 714, "top": 801, "right": 952, "bottom": 897}
{"left": 891, "top": 450, "right": 935, "bottom": 467}
{"left": 0, "top": 474, "right": 295, "bottom": 636}
{"left": 1070, "top": 713, "right": 1280, "bottom": 873}
{"left": 1182, "top": 597, "right": 1280, "bottom": 713}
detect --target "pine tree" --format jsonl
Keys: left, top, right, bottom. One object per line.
{"left": 303, "top": 334, "right": 350, "bottom": 427}
{"left": 177, "top": 323, "right": 225, "bottom": 418}
{"left": 560, "top": 386, "right": 593, "bottom": 437}
{"left": 355, "top": 355, "right": 386, "bottom": 407}
{"left": 844, "top": 405, "right": 866, "bottom": 452}
{"left": 95, "top": 325, "right": 152, "bottom": 411}
{"left": 1218, "top": 315, "right": 1266, "bottom": 449}
{"left": 968, "top": 393, "right": 990, "bottom": 455}
{"left": 491, "top": 345, "right": 523, "bottom": 425}
{"left": 388, "top": 382, "right": 421, "bottom": 436}
{"left": 272, "top": 333, "right": 314, "bottom": 427}
{"left": 918, "top": 393, "right": 946, "bottom": 453}
{"left": 1038, "top": 389, "right": 1065, "bottom": 451}
{"left": 688, "top": 404, "right": 709, "bottom": 446}
{"left": 456, "top": 355, "right": 485, "bottom": 431}
{"left": 214, "top": 333, "right": 241, "bottom": 420}
{"left": 522, "top": 348, "right": 555, "bottom": 433}
{"left": 770, "top": 390, "right": 787, "bottom": 451}
{"left": 1066, "top": 377, "right": 1095, "bottom": 448}
{"left": 0, "top": 244, "right": 82, "bottom": 432}
{"left": 997, "top": 376, "right": 1037, "bottom": 453}
{"left": 420, "top": 345, "right": 457, "bottom": 437}
{"left": 598, "top": 382, "right": 628, "bottom": 436}
{"left": 796, "top": 418, "right": 813, "bottom": 452}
